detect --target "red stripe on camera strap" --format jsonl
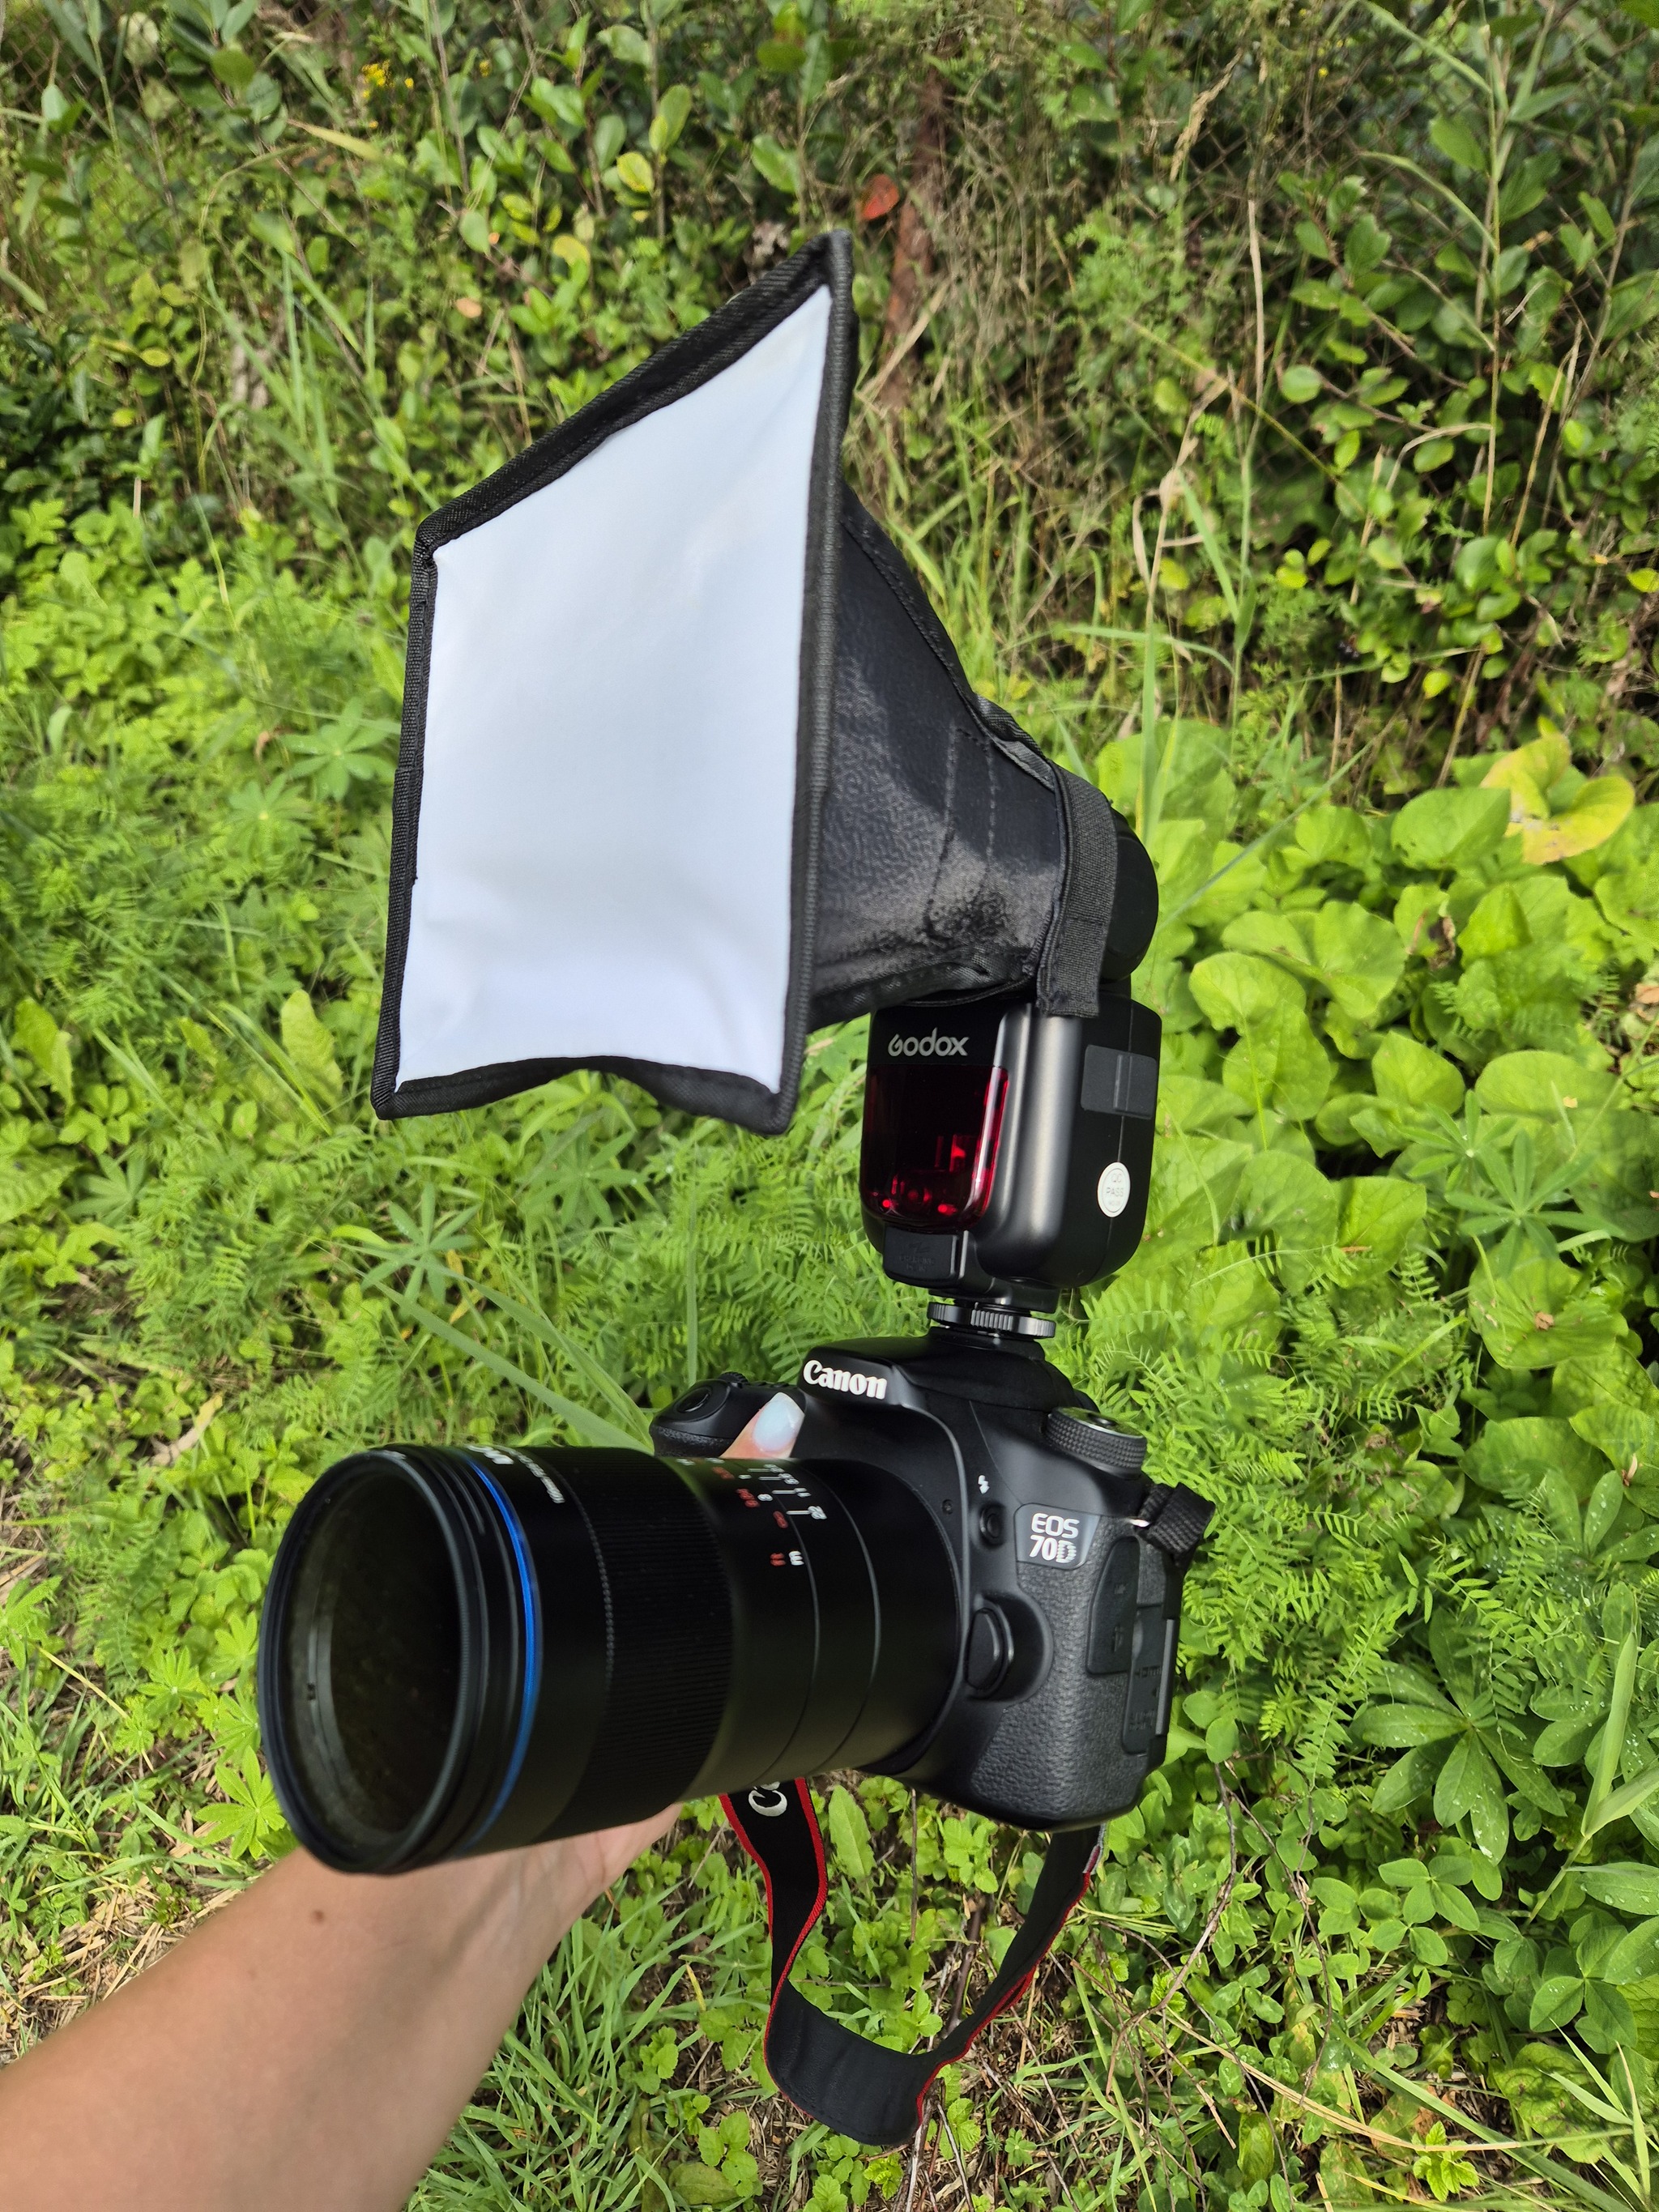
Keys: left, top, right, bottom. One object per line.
{"left": 721, "top": 1780, "right": 1102, "bottom": 2150}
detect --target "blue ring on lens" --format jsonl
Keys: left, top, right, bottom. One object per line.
{"left": 463, "top": 1458, "right": 541, "bottom": 1841}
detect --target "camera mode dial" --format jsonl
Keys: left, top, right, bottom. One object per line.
{"left": 1043, "top": 1409, "right": 1147, "bottom": 1475}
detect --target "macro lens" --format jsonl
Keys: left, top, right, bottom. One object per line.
{"left": 258, "top": 1445, "right": 958, "bottom": 1873}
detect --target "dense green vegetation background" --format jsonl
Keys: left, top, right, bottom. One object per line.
{"left": 4, "top": 0, "right": 1659, "bottom": 2203}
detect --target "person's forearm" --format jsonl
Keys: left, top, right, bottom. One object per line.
{"left": 0, "top": 1814, "right": 671, "bottom": 2212}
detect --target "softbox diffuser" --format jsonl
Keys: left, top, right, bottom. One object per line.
{"left": 373, "top": 232, "right": 1142, "bottom": 1136}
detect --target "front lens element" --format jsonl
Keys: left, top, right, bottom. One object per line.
{"left": 290, "top": 1468, "right": 463, "bottom": 1843}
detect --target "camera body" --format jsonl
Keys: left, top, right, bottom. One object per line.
{"left": 650, "top": 1328, "right": 1185, "bottom": 1831}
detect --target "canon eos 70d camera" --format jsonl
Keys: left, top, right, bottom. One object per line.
{"left": 259, "top": 963, "right": 1207, "bottom": 1868}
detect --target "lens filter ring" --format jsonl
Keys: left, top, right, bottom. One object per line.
{"left": 258, "top": 1449, "right": 530, "bottom": 1874}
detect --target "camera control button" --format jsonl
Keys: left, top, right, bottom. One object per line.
{"left": 977, "top": 1501, "right": 1005, "bottom": 1547}
{"left": 965, "top": 1604, "right": 1011, "bottom": 1694}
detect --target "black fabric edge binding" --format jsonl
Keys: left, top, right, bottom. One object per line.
{"left": 723, "top": 1778, "right": 1102, "bottom": 2149}
{"left": 382, "top": 1053, "right": 788, "bottom": 1129}
{"left": 370, "top": 232, "right": 856, "bottom": 1133}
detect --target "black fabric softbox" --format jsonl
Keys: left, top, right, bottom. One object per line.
{"left": 371, "top": 232, "right": 1134, "bottom": 1136}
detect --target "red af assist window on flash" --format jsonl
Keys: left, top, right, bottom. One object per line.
{"left": 859, "top": 1044, "right": 1009, "bottom": 1228}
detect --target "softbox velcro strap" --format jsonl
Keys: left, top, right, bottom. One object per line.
{"left": 1038, "top": 771, "right": 1120, "bottom": 1021}
{"left": 1137, "top": 1481, "right": 1214, "bottom": 1565}
{"left": 722, "top": 1779, "right": 1102, "bottom": 2149}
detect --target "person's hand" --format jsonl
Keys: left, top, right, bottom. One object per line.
{"left": 0, "top": 1803, "right": 685, "bottom": 2212}
{"left": 530, "top": 1805, "right": 683, "bottom": 1932}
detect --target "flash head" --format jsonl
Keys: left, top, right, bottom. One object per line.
{"left": 859, "top": 982, "right": 1161, "bottom": 1310}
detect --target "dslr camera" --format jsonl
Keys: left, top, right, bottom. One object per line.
{"left": 260, "top": 972, "right": 1198, "bottom": 1869}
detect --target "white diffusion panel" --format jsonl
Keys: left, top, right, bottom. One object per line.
{"left": 396, "top": 286, "right": 832, "bottom": 1093}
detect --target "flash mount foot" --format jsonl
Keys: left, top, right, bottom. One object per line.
{"left": 926, "top": 1300, "right": 1057, "bottom": 1340}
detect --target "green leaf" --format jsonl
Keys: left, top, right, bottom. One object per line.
{"left": 210, "top": 44, "right": 257, "bottom": 91}
{"left": 1335, "top": 1175, "right": 1427, "bottom": 1281}
{"left": 1414, "top": 438, "right": 1456, "bottom": 472}
{"left": 1377, "top": 1660, "right": 1457, "bottom": 1711}
{"left": 1465, "top": 1417, "right": 1602, "bottom": 1498}
{"left": 1583, "top": 1467, "right": 1625, "bottom": 1553}
{"left": 1586, "top": 1762, "right": 1659, "bottom": 1837}
{"left": 1222, "top": 901, "right": 1402, "bottom": 1021}
{"left": 615, "top": 149, "right": 655, "bottom": 196}
{"left": 1279, "top": 364, "right": 1323, "bottom": 403}
{"left": 1533, "top": 1716, "right": 1597, "bottom": 1766}
{"left": 1434, "top": 1733, "right": 1508, "bottom": 1858}
{"left": 1602, "top": 1916, "right": 1659, "bottom": 1980}
{"left": 1431, "top": 1878, "right": 1483, "bottom": 1934}
{"left": 0, "top": 1153, "right": 72, "bottom": 1226}
{"left": 1529, "top": 1974, "right": 1585, "bottom": 2031}
{"left": 592, "top": 113, "right": 626, "bottom": 170}
{"left": 529, "top": 76, "right": 586, "bottom": 135}
{"left": 198, "top": 1749, "right": 289, "bottom": 1859}
{"left": 1430, "top": 114, "right": 1486, "bottom": 173}
{"left": 1581, "top": 1979, "right": 1637, "bottom": 2052}
{"left": 1392, "top": 786, "right": 1511, "bottom": 871}
{"left": 1238, "top": 1152, "right": 1337, "bottom": 1285}
{"left": 666, "top": 2163, "right": 743, "bottom": 2207}
{"left": 288, "top": 703, "right": 397, "bottom": 802}
{"left": 1372, "top": 1741, "right": 1452, "bottom": 1814}
{"left": 1473, "top": 1051, "right": 1615, "bottom": 1119}
{"left": 1371, "top": 1034, "right": 1464, "bottom": 1115}
{"left": 1357, "top": 1703, "right": 1468, "bottom": 1748}
{"left": 1190, "top": 950, "right": 1304, "bottom": 1031}
{"left": 1221, "top": 1003, "right": 1332, "bottom": 1122}
{"left": 1345, "top": 213, "right": 1392, "bottom": 276}
{"left": 1570, "top": 1402, "right": 1659, "bottom": 1480}
{"left": 600, "top": 22, "right": 651, "bottom": 67}
{"left": 1586, "top": 1634, "right": 1639, "bottom": 1829}
{"left": 1239, "top": 1149, "right": 1339, "bottom": 1240}
{"left": 1576, "top": 1863, "right": 1659, "bottom": 1917}
{"left": 750, "top": 133, "right": 801, "bottom": 198}
{"left": 1309, "top": 900, "right": 1405, "bottom": 1020}
{"left": 650, "top": 83, "right": 693, "bottom": 155}
{"left": 1606, "top": 271, "right": 1659, "bottom": 344}
{"left": 1410, "top": 1923, "right": 1452, "bottom": 1966}
{"left": 0, "top": 1574, "right": 61, "bottom": 1664}
{"left": 1469, "top": 1253, "right": 1627, "bottom": 1371}
{"left": 279, "top": 991, "right": 343, "bottom": 1104}
{"left": 825, "top": 1784, "right": 873, "bottom": 1878}
{"left": 14, "top": 998, "right": 74, "bottom": 1105}
{"left": 459, "top": 207, "right": 491, "bottom": 253}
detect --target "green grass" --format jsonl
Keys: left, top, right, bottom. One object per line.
{"left": 4, "top": 0, "right": 1659, "bottom": 2204}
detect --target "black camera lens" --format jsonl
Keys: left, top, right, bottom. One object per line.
{"left": 259, "top": 1446, "right": 958, "bottom": 1873}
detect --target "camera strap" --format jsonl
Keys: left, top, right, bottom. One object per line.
{"left": 721, "top": 1779, "right": 1102, "bottom": 2149}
